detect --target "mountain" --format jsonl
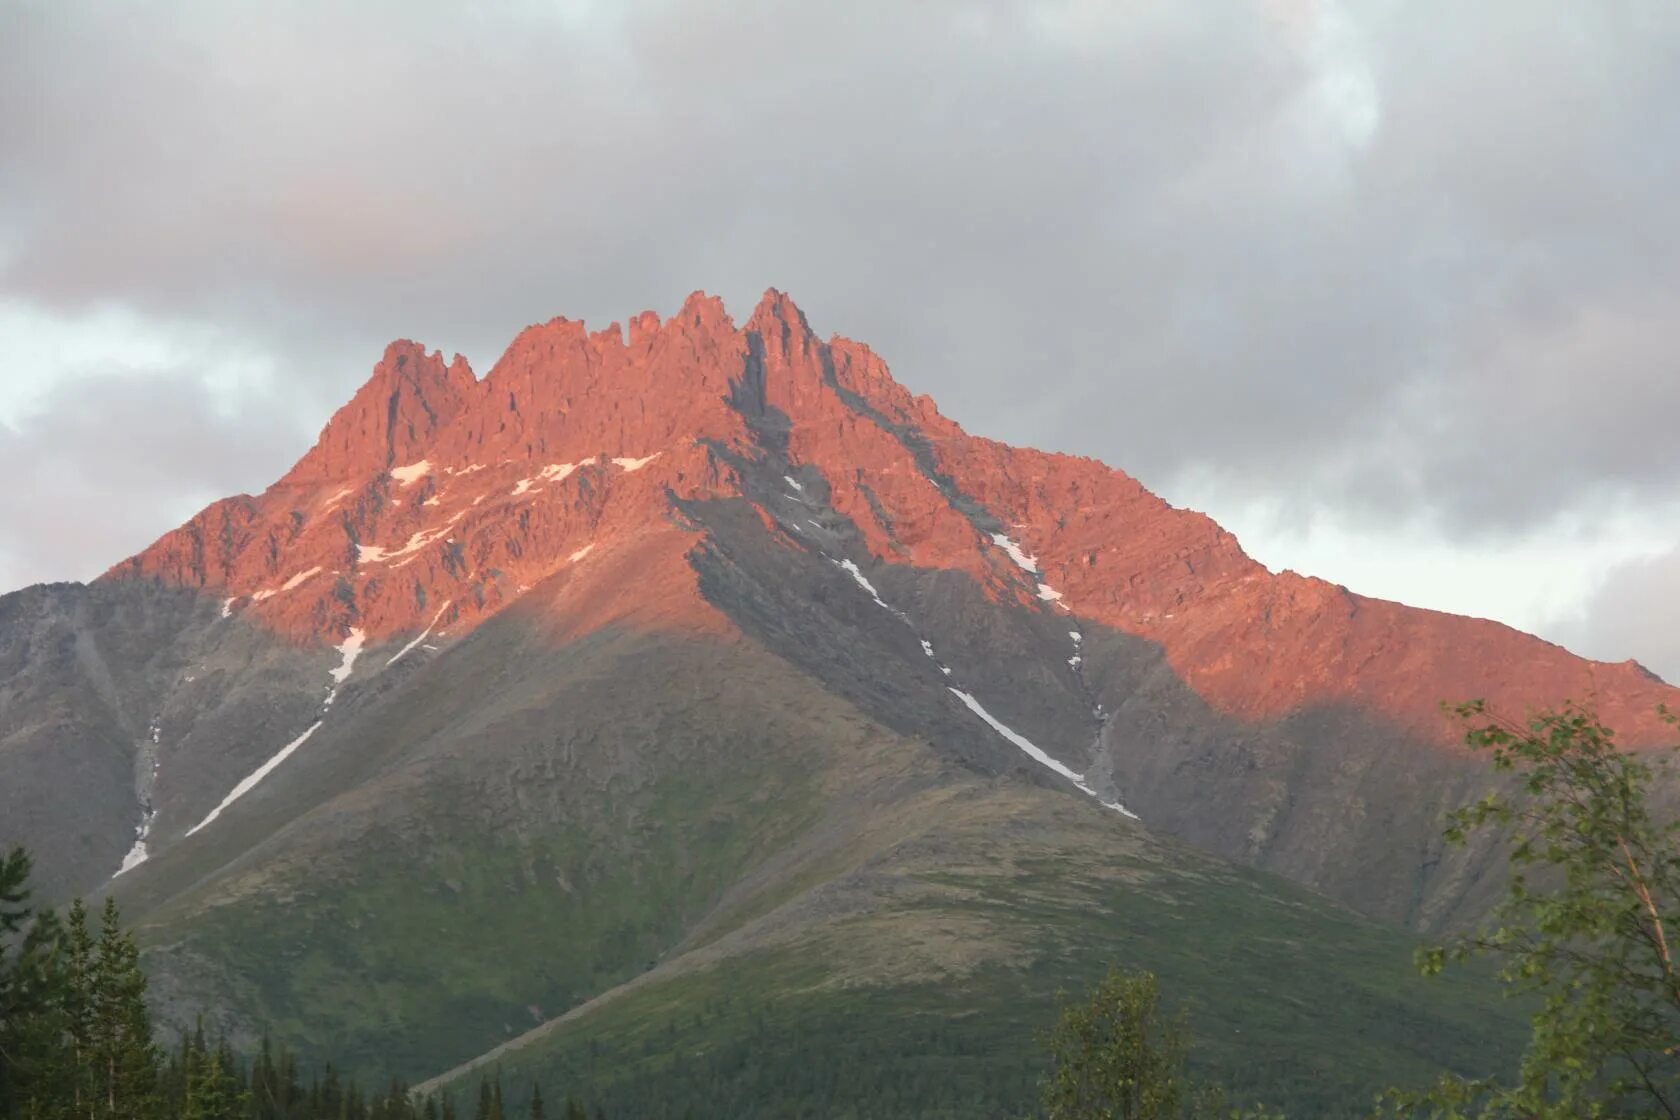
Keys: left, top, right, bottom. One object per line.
{"left": 2, "top": 289, "right": 1672, "bottom": 1114}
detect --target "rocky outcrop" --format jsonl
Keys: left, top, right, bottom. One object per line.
{"left": 103, "top": 288, "right": 1678, "bottom": 748}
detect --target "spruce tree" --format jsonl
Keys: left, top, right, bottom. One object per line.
{"left": 0, "top": 847, "right": 69, "bottom": 1120}
{"left": 63, "top": 899, "right": 98, "bottom": 1120}
{"left": 183, "top": 1025, "right": 243, "bottom": 1120}
{"left": 248, "top": 1036, "right": 279, "bottom": 1120}
{"left": 277, "top": 1045, "right": 302, "bottom": 1119}
{"left": 528, "top": 1083, "right": 543, "bottom": 1120}
{"left": 91, "top": 897, "right": 158, "bottom": 1120}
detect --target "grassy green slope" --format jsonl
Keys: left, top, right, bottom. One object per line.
{"left": 122, "top": 624, "right": 1524, "bottom": 1118}
{"left": 427, "top": 782, "right": 1526, "bottom": 1119}
{"left": 127, "top": 627, "right": 952, "bottom": 1083}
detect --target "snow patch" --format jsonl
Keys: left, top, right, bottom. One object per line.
{"left": 186, "top": 722, "right": 324, "bottom": 837}
{"left": 390, "top": 460, "right": 432, "bottom": 486}
{"left": 322, "top": 487, "right": 354, "bottom": 507}
{"left": 569, "top": 543, "right": 594, "bottom": 562}
{"left": 784, "top": 475, "right": 805, "bottom": 493}
{"left": 1095, "top": 795, "right": 1139, "bottom": 818}
{"left": 251, "top": 589, "right": 275, "bottom": 602}
{"left": 357, "top": 517, "right": 462, "bottom": 567}
{"left": 387, "top": 601, "right": 452, "bottom": 668}
{"left": 115, "top": 736, "right": 161, "bottom": 877}
{"left": 1036, "top": 582, "right": 1064, "bottom": 603}
{"left": 115, "top": 836, "right": 149, "bottom": 876}
{"left": 330, "top": 629, "right": 365, "bottom": 685}
{"left": 612, "top": 452, "right": 660, "bottom": 472}
{"left": 540, "top": 462, "right": 580, "bottom": 483}
{"left": 511, "top": 477, "right": 538, "bottom": 496}
{"left": 948, "top": 689, "right": 1083, "bottom": 783}
{"left": 919, "top": 639, "right": 955, "bottom": 676}
{"left": 947, "top": 688, "right": 1138, "bottom": 819}
{"left": 220, "top": 597, "right": 237, "bottom": 618}
{"left": 990, "top": 533, "right": 1038, "bottom": 574}
{"left": 281, "top": 567, "right": 323, "bottom": 592}
{"left": 423, "top": 495, "right": 442, "bottom": 507}
{"left": 831, "top": 558, "right": 893, "bottom": 611}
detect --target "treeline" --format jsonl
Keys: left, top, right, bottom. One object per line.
{"left": 0, "top": 849, "right": 595, "bottom": 1120}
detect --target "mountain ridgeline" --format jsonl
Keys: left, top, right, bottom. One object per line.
{"left": 3, "top": 290, "right": 1673, "bottom": 1115}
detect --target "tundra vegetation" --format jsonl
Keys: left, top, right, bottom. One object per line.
{"left": 1041, "top": 703, "right": 1680, "bottom": 1118}
{"left": 5, "top": 703, "right": 1674, "bottom": 1119}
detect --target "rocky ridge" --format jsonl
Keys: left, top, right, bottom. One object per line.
{"left": 107, "top": 288, "right": 1677, "bottom": 746}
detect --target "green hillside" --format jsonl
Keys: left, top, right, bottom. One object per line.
{"left": 419, "top": 785, "right": 1527, "bottom": 1119}
{"left": 112, "top": 633, "right": 1527, "bottom": 1119}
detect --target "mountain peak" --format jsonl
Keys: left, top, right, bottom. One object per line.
{"left": 281, "top": 341, "right": 476, "bottom": 487}
{"left": 676, "top": 289, "right": 732, "bottom": 327}
{"left": 748, "top": 286, "right": 805, "bottom": 323}
{"left": 745, "top": 287, "right": 817, "bottom": 359}
{"left": 105, "top": 290, "right": 1680, "bottom": 751}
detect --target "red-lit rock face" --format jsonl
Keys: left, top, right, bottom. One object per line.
{"left": 106, "top": 289, "right": 1680, "bottom": 746}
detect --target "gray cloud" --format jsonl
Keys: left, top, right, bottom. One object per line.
{"left": 1556, "top": 547, "right": 1680, "bottom": 687}
{"left": 0, "top": 372, "right": 305, "bottom": 590}
{"left": 0, "top": 1, "right": 1676, "bottom": 584}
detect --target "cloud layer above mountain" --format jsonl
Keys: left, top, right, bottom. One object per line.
{"left": 2, "top": 0, "right": 1676, "bottom": 677}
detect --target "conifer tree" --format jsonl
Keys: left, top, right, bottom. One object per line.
{"left": 277, "top": 1044, "right": 303, "bottom": 1119}
{"left": 318, "top": 1063, "right": 343, "bottom": 1120}
{"left": 183, "top": 1023, "right": 244, "bottom": 1120}
{"left": 91, "top": 897, "right": 158, "bottom": 1120}
{"left": 0, "top": 847, "right": 68, "bottom": 1120}
{"left": 248, "top": 1036, "right": 280, "bottom": 1120}
{"left": 0, "top": 849, "right": 605, "bottom": 1120}
{"left": 347, "top": 1078, "right": 368, "bottom": 1120}
{"left": 64, "top": 899, "right": 97, "bottom": 1120}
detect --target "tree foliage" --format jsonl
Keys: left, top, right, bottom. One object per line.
{"left": 0, "top": 846, "right": 598, "bottom": 1120}
{"left": 1384, "top": 702, "right": 1680, "bottom": 1118}
{"left": 1041, "top": 967, "right": 1190, "bottom": 1120}
{"left": 0, "top": 847, "right": 68, "bottom": 1120}
{"left": 1038, "top": 967, "right": 1278, "bottom": 1120}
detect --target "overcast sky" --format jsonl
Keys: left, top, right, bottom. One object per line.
{"left": 2, "top": 0, "right": 1677, "bottom": 681}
